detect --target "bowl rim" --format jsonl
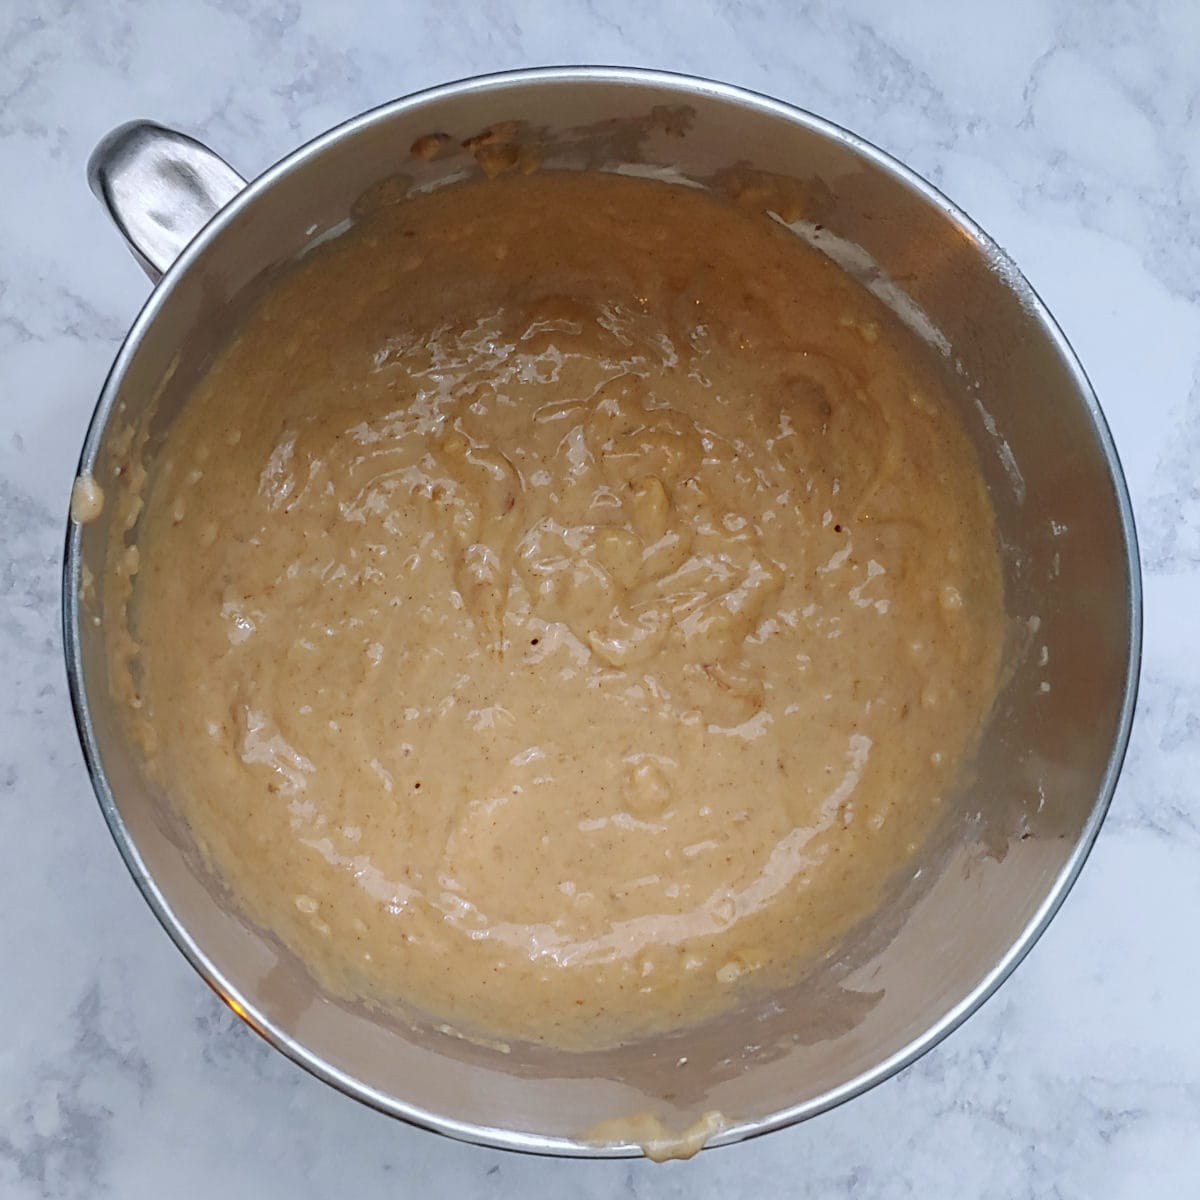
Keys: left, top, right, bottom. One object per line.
{"left": 62, "top": 64, "right": 1143, "bottom": 1158}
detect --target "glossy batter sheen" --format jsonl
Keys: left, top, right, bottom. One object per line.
{"left": 127, "top": 171, "right": 1003, "bottom": 1049}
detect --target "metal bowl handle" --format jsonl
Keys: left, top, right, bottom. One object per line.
{"left": 87, "top": 121, "right": 247, "bottom": 282}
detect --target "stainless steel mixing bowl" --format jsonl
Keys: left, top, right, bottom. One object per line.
{"left": 64, "top": 67, "right": 1141, "bottom": 1156}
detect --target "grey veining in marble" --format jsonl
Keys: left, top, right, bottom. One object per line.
{"left": 2, "top": 1, "right": 1198, "bottom": 1196}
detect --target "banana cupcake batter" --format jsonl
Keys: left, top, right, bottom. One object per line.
{"left": 122, "top": 170, "right": 1004, "bottom": 1049}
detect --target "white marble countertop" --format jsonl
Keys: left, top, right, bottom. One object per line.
{"left": 3, "top": 1, "right": 1198, "bottom": 1196}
